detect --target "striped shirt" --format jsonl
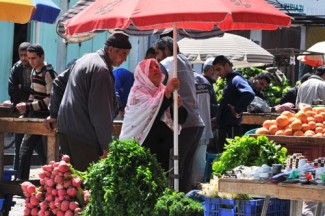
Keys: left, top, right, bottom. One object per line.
{"left": 27, "top": 65, "right": 57, "bottom": 114}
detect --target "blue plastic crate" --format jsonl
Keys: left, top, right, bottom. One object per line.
{"left": 236, "top": 199, "right": 264, "bottom": 216}
{"left": 3, "top": 169, "right": 16, "bottom": 181}
{"left": 204, "top": 197, "right": 290, "bottom": 216}
{"left": 0, "top": 199, "right": 4, "bottom": 211}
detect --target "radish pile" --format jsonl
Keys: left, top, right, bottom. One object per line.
{"left": 21, "top": 155, "right": 89, "bottom": 216}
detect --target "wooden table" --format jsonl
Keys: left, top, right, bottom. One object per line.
{"left": 219, "top": 178, "right": 325, "bottom": 216}
{"left": 242, "top": 112, "right": 279, "bottom": 125}
{"left": 0, "top": 117, "right": 58, "bottom": 195}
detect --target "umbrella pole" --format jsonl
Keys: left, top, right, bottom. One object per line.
{"left": 173, "top": 23, "right": 179, "bottom": 192}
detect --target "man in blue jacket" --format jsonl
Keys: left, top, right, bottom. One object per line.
{"left": 212, "top": 55, "right": 255, "bottom": 153}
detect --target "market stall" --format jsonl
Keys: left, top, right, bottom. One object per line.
{"left": 218, "top": 178, "right": 325, "bottom": 216}
{"left": 242, "top": 112, "right": 279, "bottom": 125}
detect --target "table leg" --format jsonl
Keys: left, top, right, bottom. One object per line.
{"left": 47, "top": 134, "right": 58, "bottom": 163}
{"left": 261, "top": 195, "right": 270, "bottom": 216}
{"left": 290, "top": 200, "right": 303, "bottom": 216}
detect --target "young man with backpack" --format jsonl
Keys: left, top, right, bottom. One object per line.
{"left": 16, "top": 44, "right": 57, "bottom": 180}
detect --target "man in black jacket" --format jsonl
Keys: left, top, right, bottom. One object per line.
{"left": 8, "top": 42, "right": 32, "bottom": 172}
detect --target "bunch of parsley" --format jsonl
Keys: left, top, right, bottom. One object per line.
{"left": 82, "top": 139, "right": 168, "bottom": 216}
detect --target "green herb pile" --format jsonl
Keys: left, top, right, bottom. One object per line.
{"left": 154, "top": 188, "right": 204, "bottom": 216}
{"left": 212, "top": 136, "right": 288, "bottom": 176}
{"left": 82, "top": 139, "right": 168, "bottom": 216}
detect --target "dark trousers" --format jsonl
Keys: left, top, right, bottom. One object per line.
{"left": 178, "top": 126, "right": 204, "bottom": 193}
{"left": 14, "top": 133, "right": 24, "bottom": 171}
{"left": 217, "top": 125, "right": 242, "bottom": 153}
{"left": 17, "top": 134, "right": 47, "bottom": 180}
{"left": 58, "top": 133, "right": 102, "bottom": 172}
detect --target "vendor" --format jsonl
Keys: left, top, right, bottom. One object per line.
{"left": 248, "top": 72, "right": 271, "bottom": 101}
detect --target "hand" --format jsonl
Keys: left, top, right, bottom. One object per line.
{"left": 43, "top": 116, "right": 57, "bottom": 131}
{"left": 177, "top": 95, "right": 182, "bottom": 107}
{"left": 228, "top": 104, "right": 241, "bottom": 118}
{"left": 100, "top": 149, "right": 109, "bottom": 159}
{"left": 16, "top": 102, "right": 27, "bottom": 114}
{"left": 118, "top": 111, "right": 124, "bottom": 120}
{"left": 165, "top": 78, "right": 179, "bottom": 97}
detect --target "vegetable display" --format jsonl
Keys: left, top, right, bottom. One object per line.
{"left": 82, "top": 139, "right": 168, "bottom": 216}
{"left": 215, "top": 67, "right": 292, "bottom": 106}
{"left": 154, "top": 188, "right": 204, "bottom": 216}
{"left": 21, "top": 155, "right": 88, "bottom": 216}
{"left": 212, "top": 136, "right": 287, "bottom": 176}
{"left": 256, "top": 106, "right": 325, "bottom": 137}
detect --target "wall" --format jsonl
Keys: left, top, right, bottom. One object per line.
{"left": 0, "top": 22, "right": 14, "bottom": 102}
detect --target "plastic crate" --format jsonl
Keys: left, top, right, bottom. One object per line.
{"left": 3, "top": 169, "right": 16, "bottom": 182}
{"left": 0, "top": 199, "right": 4, "bottom": 211}
{"left": 204, "top": 197, "right": 290, "bottom": 216}
{"left": 244, "top": 128, "right": 257, "bottom": 135}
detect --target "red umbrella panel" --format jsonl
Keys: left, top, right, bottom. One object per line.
{"left": 60, "top": 0, "right": 291, "bottom": 39}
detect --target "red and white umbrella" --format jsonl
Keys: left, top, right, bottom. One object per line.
{"left": 297, "top": 41, "right": 325, "bottom": 67}
{"left": 56, "top": 0, "right": 291, "bottom": 191}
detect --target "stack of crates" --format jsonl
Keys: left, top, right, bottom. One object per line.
{"left": 204, "top": 197, "right": 290, "bottom": 216}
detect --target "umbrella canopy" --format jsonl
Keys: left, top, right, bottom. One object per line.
{"left": 297, "top": 41, "right": 325, "bottom": 67}
{"left": 178, "top": 33, "right": 274, "bottom": 68}
{"left": 56, "top": 0, "right": 291, "bottom": 192}
{"left": 58, "top": 0, "right": 291, "bottom": 41}
{"left": 0, "top": 0, "right": 61, "bottom": 24}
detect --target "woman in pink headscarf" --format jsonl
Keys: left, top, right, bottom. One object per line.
{"left": 120, "top": 58, "right": 187, "bottom": 172}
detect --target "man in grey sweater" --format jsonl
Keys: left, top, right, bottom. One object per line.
{"left": 57, "top": 32, "right": 132, "bottom": 171}
{"left": 155, "top": 37, "right": 204, "bottom": 193}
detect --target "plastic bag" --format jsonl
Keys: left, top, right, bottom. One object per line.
{"left": 247, "top": 96, "right": 271, "bottom": 113}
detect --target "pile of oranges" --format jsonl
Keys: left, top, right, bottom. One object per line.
{"left": 256, "top": 106, "right": 325, "bottom": 137}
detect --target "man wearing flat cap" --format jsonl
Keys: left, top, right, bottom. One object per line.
{"left": 57, "top": 31, "right": 132, "bottom": 171}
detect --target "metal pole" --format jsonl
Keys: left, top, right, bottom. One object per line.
{"left": 173, "top": 23, "right": 179, "bottom": 192}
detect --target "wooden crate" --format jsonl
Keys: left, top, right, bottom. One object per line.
{"left": 250, "top": 135, "right": 325, "bottom": 161}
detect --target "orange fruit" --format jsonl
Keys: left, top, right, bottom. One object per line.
{"left": 306, "top": 111, "right": 317, "bottom": 117}
{"left": 295, "top": 112, "right": 308, "bottom": 123}
{"left": 302, "top": 106, "right": 313, "bottom": 113}
{"left": 316, "top": 123, "right": 324, "bottom": 128}
{"left": 313, "top": 107, "right": 325, "bottom": 114}
{"left": 281, "top": 111, "right": 294, "bottom": 119}
{"left": 284, "top": 129, "right": 293, "bottom": 136}
{"left": 293, "top": 131, "right": 304, "bottom": 136}
{"left": 289, "top": 117, "right": 297, "bottom": 123}
{"left": 263, "top": 120, "right": 275, "bottom": 130}
{"left": 308, "top": 121, "right": 317, "bottom": 130}
{"left": 315, "top": 127, "right": 324, "bottom": 134}
{"left": 304, "top": 130, "right": 315, "bottom": 136}
{"left": 307, "top": 117, "right": 315, "bottom": 122}
{"left": 314, "top": 114, "right": 324, "bottom": 123}
{"left": 256, "top": 128, "right": 269, "bottom": 135}
{"left": 290, "top": 119, "right": 302, "bottom": 131}
{"left": 320, "top": 112, "right": 325, "bottom": 119}
{"left": 269, "top": 125, "right": 278, "bottom": 135}
{"left": 276, "top": 116, "right": 289, "bottom": 128}
{"left": 314, "top": 133, "right": 323, "bottom": 137}
{"left": 275, "top": 130, "right": 284, "bottom": 136}
{"left": 301, "top": 124, "right": 310, "bottom": 132}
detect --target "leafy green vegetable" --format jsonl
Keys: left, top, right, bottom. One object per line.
{"left": 82, "top": 139, "right": 168, "bottom": 216}
{"left": 154, "top": 188, "right": 204, "bottom": 216}
{"left": 212, "top": 136, "right": 288, "bottom": 176}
